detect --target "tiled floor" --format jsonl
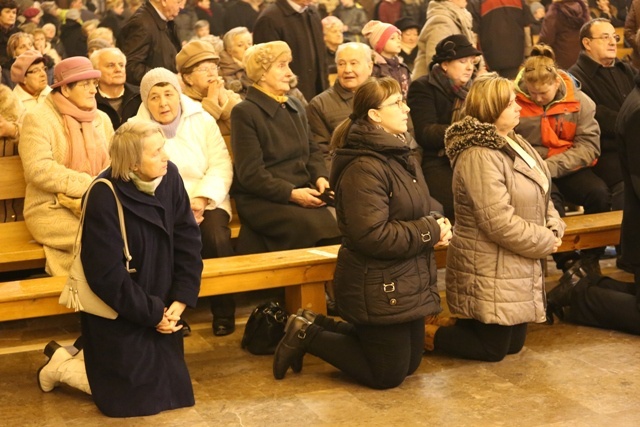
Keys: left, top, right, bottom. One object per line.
{"left": 1, "top": 261, "right": 639, "bottom": 426}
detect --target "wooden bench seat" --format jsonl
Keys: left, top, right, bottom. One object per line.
{"left": 0, "top": 245, "right": 339, "bottom": 322}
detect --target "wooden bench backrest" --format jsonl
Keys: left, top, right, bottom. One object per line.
{"left": 0, "top": 156, "right": 26, "bottom": 201}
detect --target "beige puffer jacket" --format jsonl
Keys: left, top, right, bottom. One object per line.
{"left": 444, "top": 117, "right": 565, "bottom": 325}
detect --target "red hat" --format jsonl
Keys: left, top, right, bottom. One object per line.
{"left": 51, "top": 57, "right": 101, "bottom": 89}
{"left": 23, "top": 7, "right": 42, "bottom": 20}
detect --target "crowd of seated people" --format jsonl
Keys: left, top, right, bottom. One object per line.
{"left": 2, "top": 0, "right": 640, "bottom": 417}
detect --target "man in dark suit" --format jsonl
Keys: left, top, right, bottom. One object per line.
{"left": 252, "top": 0, "right": 328, "bottom": 102}
{"left": 118, "top": 0, "right": 183, "bottom": 86}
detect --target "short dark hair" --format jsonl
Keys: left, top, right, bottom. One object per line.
{"left": 0, "top": 0, "right": 18, "bottom": 12}
{"left": 579, "top": 18, "right": 611, "bottom": 51}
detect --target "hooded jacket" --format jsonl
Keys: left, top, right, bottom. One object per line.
{"left": 539, "top": 0, "right": 590, "bottom": 69}
{"left": 412, "top": 0, "right": 475, "bottom": 80}
{"left": 329, "top": 121, "right": 442, "bottom": 325}
{"left": 444, "top": 116, "right": 565, "bottom": 325}
{"left": 514, "top": 68, "right": 600, "bottom": 178}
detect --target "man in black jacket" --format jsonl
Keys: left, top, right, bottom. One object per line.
{"left": 118, "top": 0, "right": 183, "bottom": 85}
{"left": 91, "top": 47, "right": 142, "bottom": 130}
{"left": 569, "top": 18, "right": 634, "bottom": 214}
{"left": 253, "top": 0, "right": 327, "bottom": 102}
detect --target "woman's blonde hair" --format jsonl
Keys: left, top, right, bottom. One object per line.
{"left": 522, "top": 44, "right": 559, "bottom": 86}
{"left": 330, "top": 77, "right": 401, "bottom": 150}
{"left": 464, "top": 72, "right": 514, "bottom": 125}
{"left": 109, "top": 121, "right": 164, "bottom": 181}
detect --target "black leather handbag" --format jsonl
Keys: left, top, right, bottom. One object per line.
{"left": 241, "top": 301, "right": 289, "bottom": 355}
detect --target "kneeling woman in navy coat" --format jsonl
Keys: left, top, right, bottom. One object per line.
{"left": 37, "top": 121, "right": 203, "bottom": 418}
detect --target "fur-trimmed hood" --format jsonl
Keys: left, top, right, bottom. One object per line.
{"left": 445, "top": 116, "right": 507, "bottom": 166}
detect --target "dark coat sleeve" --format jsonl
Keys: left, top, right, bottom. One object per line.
{"left": 119, "top": 17, "right": 152, "bottom": 86}
{"left": 336, "top": 159, "right": 441, "bottom": 260}
{"left": 166, "top": 171, "right": 203, "bottom": 308}
{"left": 231, "top": 103, "right": 296, "bottom": 203}
{"left": 407, "top": 77, "right": 451, "bottom": 152}
{"left": 81, "top": 183, "right": 166, "bottom": 328}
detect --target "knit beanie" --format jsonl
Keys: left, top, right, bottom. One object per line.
{"left": 243, "top": 41, "right": 292, "bottom": 82}
{"left": 140, "top": 68, "right": 182, "bottom": 108}
{"left": 362, "top": 20, "right": 400, "bottom": 54}
{"left": 11, "top": 50, "right": 44, "bottom": 84}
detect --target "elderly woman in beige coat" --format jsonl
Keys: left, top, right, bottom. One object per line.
{"left": 20, "top": 57, "right": 113, "bottom": 276}
{"left": 412, "top": 0, "right": 477, "bottom": 80}
{"left": 423, "top": 73, "right": 565, "bottom": 361}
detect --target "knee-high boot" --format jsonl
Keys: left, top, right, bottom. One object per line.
{"left": 37, "top": 341, "right": 91, "bottom": 395}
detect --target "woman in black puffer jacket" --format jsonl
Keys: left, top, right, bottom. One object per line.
{"left": 272, "top": 77, "right": 451, "bottom": 389}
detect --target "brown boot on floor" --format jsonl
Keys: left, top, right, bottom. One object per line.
{"left": 424, "top": 324, "right": 440, "bottom": 352}
{"left": 425, "top": 314, "right": 457, "bottom": 327}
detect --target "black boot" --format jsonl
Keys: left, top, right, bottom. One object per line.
{"left": 579, "top": 254, "right": 602, "bottom": 278}
{"left": 546, "top": 260, "right": 587, "bottom": 324}
{"left": 273, "top": 315, "right": 311, "bottom": 380}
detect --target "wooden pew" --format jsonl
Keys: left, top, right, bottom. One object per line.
{"left": 0, "top": 245, "right": 338, "bottom": 322}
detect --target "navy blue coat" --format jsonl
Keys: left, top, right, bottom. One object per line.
{"left": 80, "top": 162, "right": 202, "bottom": 418}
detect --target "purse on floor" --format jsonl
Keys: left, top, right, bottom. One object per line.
{"left": 241, "top": 301, "right": 289, "bottom": 355}
{"left": 58, "top": 178, "right": 135, "bottom": 319}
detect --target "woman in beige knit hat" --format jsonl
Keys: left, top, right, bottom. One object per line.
{"left": 230, "top": 41, "right": 340, "bottom": 255}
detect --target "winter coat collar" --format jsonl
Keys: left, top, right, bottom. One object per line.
{"left": 245, "top": 85, "right": 300, "bottom": 118}
{"left": 331, "top": 120, "right": 415, "bottom": 184}
{"left": 445, "top": 116, "right": 507, "bottom": 163}
{"left": 575, "top": 52, "right": 627, "bottom": 78}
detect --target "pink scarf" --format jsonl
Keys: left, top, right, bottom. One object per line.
{"left": 52, "top": 92, "right": 109, "bottom": 176}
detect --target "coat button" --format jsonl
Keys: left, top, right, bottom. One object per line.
{"left": 413, "top": 179, "right": 417, "bottom": 183}
{"left": 390, "top": 298, "right": 397, "bottom": 305}
{"left": 281, "top": 104, "right": 286, "bottom": 108}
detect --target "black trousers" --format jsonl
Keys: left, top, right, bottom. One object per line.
{"left": 306, "top": 317, "right": 425, "bottom": 390}
{"left": 200, "top": 208, "right": 235, "bottom": 319}
{"left": 434, "top": 319, "right": 528, "bottom": 362}
{"left": 421, "top": 155, "right": 454, "bottom": 222}
{"left": 567, "top": 276, "right": 640, "bottom": 335}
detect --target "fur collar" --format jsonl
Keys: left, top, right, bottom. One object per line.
{"left": 445, "top": 116, "right": 507, "bottom": 162}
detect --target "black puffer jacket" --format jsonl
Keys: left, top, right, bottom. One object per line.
{"left": 329, "top": 121, "right": 442, "bottom": 325}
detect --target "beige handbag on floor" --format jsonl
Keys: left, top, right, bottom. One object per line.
{"left": 59, "top": 178, "right": 135, "bottom": 319}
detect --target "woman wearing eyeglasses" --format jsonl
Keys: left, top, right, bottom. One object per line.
{"left": 10, "top": 50, "right": 51, "bottom": 117}
{"left": 272, "top": 77, "right": 451, "bottom": 389}
{"left": 407, "top": 34, "right": 481, "bottom": 221}
{"left": 131, "top": 67, "right": 235, "bottom": 336}
{"left": 515, "top": 44, "right": 605, "bottom": 304}
{"left": 538, "top": 0, "right": 590, "bottom": 70}
{"left": 426, "top": 72, "right": 564, "bottom": 361}
{"left": 176, "top": 40, "right": 241, "bottom": 137}
{"left": 19, "top": 57, "right": 113, "bottom": 276}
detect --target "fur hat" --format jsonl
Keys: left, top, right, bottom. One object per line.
{"left": 394, "top": 17, "right": 420, "bottom": 33}
{"left": 51, "top": 56, "right": 101, "bottom": 88}
{"left": 431, "top": 34, "right": 482, "bottom": 68}
{"left": 11, "top": 50, "right": 44, "bottom": 84}
{"left": 243, "top": 41, "right": 292, "bottom": 82}
{"left": 140, "top": 67, "right": 182, "bottom": 108}
{"left": 176, "top": 40, "right": 219, "bottom": 73}
{"left": 362, "top": 20, "right": 400, "bottom": 54}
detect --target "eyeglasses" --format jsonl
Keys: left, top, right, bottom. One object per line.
{"left": 76, "top": 79, "right": 99, "bottom": 90}
{"left": 26, "top": 66, "right": 48, "bottom": 75}
{"left": 193, "top": 64, "right": 218, "bottom": 74}
{"left": 378, "top": 98, "right": 406, "bottom": 109}
{"left": 588, "top": 33, "right": 621, "bottom": 43}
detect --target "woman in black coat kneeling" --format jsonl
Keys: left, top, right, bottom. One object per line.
{"left": 272, "top": 77, "right": 452, "bottom": 389}
{"left": 37, "top": 121, "right": 203, "bottom": 418}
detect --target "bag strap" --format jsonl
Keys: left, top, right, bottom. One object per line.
{"left": 74, "top": 178, "right": 136, "bottom": 274}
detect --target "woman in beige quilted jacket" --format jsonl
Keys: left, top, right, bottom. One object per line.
{"left": 424, "top": 73, "right": 565, "bottom": 361}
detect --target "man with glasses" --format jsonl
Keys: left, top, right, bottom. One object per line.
{"left": 10, "top": 50, "right": 51, "bottom": 117}
{"left": 91, "top": 47, "right": 142, "bottom": 130}
{"left": 118, "top": 0, "right": 184, "bottom": 85}
{"left": 569, "top": 18, "right": 634, "bottom": 270}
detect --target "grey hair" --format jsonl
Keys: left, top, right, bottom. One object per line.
{"left": 335, "top": 42, "right": 373, "bottom": 65}
{"left": 223, "top": 27, "right": 251, "bottom": 53}
{"left": 90, "top": 47, "right": 126, "bottom": 69}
